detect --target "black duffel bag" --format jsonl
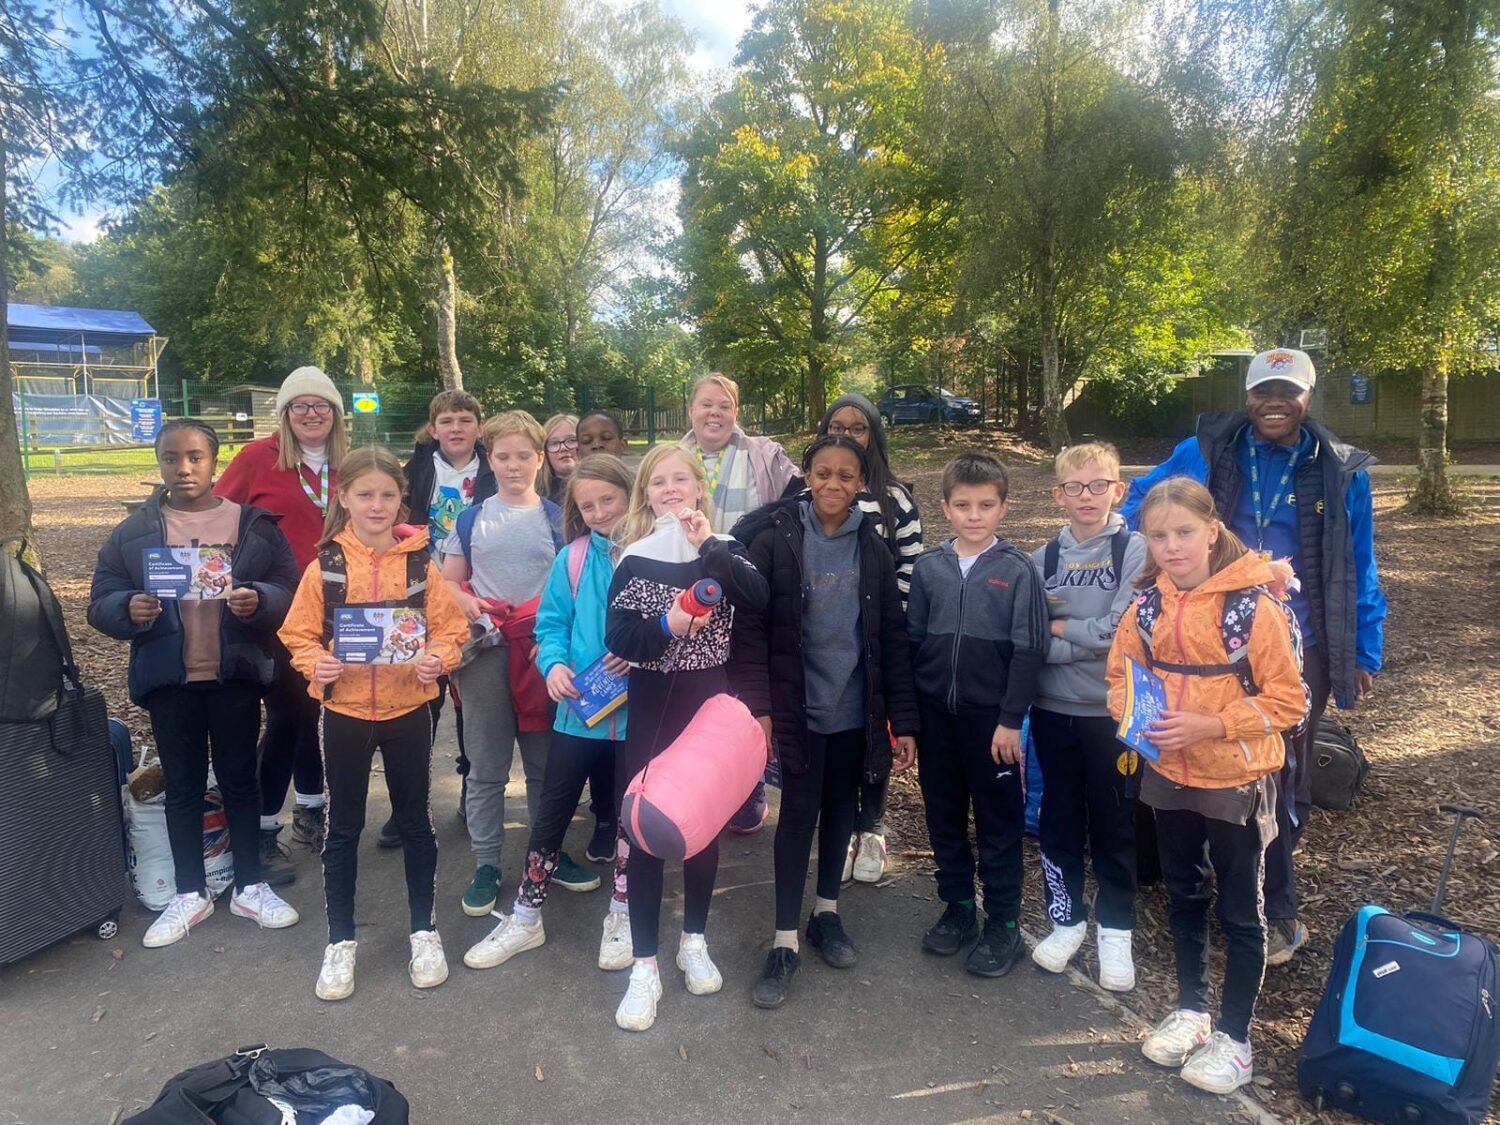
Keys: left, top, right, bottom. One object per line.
{"left": 123, "top": 1046, "right": 410, "bottom": 1124}
{"left": 1308, "top": 716, "right": 1370, "bottom": 811}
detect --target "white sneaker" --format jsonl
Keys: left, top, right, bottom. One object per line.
{"left": 409, "top": 930, "right": 449, "bottom": 989}
{"left": 315, "top": 940, "right": 357, "bottom": 1001}
{"left": 851, "top": 832, "right": 887, "bottom": 883}
{"left": 841, "top": 835, "right": 857, "bottom": 883}
{"left": 615, "top": 960, "right": 663, "bottom": 1031}
{"left": 599, "top": 912, "right": 633, "bottom": 971}
{"left": 1096, "top": 926, "right": 1136, "bottom": 991}
{"left": 1180, "top": 1031, "right": 1254, "bottom": 1095}
{"left": 675, "top": 932, "right": 723, "bottom": 995}
{"left": 1142, "top": 1009, "right": 1213, "bottom": 1067}
{"left": 1031, "top": 920, "right": 1087, "bottom": 973}
{"left": 142, "top": 892, "right": 214, "bottom": 948}
{"left": 229, "top": 883, "right": 300, "bottom": 929}
{"left": 463, "top": 912, "right": 545, "bottom": 969}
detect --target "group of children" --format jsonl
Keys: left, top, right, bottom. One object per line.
{"left": 90, "top": 377, "right": 1309, "bottom": 1097}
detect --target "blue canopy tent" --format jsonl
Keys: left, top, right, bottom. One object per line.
{"left": 8, "top": 303, "right": 168, "bottom": 446}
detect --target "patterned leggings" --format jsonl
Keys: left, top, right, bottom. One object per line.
{"left": 514, "top": 732, "right": 623, "bottom": 910}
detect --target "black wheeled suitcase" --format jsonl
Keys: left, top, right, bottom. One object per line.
{"left": 0, "top": 540, "right": 127, "bottom": 963}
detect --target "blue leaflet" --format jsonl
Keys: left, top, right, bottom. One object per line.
{"left": 1116, "top": 656, "right": 1165, "bottom": 762}
{"left": 566, "top": 654, "right": 628, "bottom": 727}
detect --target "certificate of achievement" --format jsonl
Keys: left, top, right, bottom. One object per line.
{"left": 142, "top": 547, "right": 233, "bottom": 600}
{"left": 333, "top": 608, "right": 427, "bottom": 665}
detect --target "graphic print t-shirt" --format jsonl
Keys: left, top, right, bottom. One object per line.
{"left": 427, "top": 451, "right": 480, "bottom": 551}
{"left": 162, "top": 500, "right": 240, "bottom": 681}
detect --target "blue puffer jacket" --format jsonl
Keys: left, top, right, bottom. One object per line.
{"left": 534, "top": 530, "right": 627, "bottom": 741}
{"left": 88, "top": 490, "right": 300, "bottom": 706}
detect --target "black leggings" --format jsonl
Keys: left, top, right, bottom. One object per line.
{"left": 855, "top": 774, "right": 888, "bottom": 835}
{"left": 259, "top": 640, "right": 324, "bottom": 816}
{"left": 321, "top": 707, "right": 436, "bottom": 943}
{"left": 1156, "top": 805, "right": 1269, "bottom": 1043}
{"left": 623, "top": 668, "right": 724, "bottom": 958}
{"left": 516, "top": 732, "right": 619, "bottom": 909}
{"left": 146, "top": 681, "right": 263, "bottom": 893}
{"left": 773, "top": 728, "right": 864, "bottom": 930}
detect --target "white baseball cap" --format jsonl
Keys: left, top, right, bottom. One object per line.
{"left": 1245, "top": 348, "right": 1316, "bottom": 393}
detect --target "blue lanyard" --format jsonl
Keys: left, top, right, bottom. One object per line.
{"left": 1245, "top": 433, "right": 1299, "bottom": 550}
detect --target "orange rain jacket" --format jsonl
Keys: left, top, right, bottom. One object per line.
{"left": 279, "top": 526, "right": 468, "bottom": 722}
{"left": 1107, "top": 551, "right": 1306, "bottom": 790}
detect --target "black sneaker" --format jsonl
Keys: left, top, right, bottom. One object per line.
{"left": 258, "top": 827, "right": 296, "bottom": 887}
{"left": 753, "top": 947, "right": 800, "bottom": 1009}
{"left": 376, "top": 817, "right": 402, "bottom": 849}
{"left": 291, "top": 804, "right": 325, "bottom": 849}
{"left": 922, "top": 901, "right": 979, "bottom": 956}
{"left": 806, "top": 911, "right": 857, "bottom": 969}
{"left": 965, "top": 918, "right": 1023, "bottom": 978}
{"left": 586, "top": 820, "right": 617, "bottom": 864}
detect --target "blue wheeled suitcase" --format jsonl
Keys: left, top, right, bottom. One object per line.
{"left": 1299, "top": 805, "right": 1499, "bottom": 1124}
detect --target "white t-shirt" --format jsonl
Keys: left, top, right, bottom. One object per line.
{"left": 956, "top": 538, "right": 996, "bottom": 578}
{"left": 427, "top": 451, "right": 480, "bottom": 547}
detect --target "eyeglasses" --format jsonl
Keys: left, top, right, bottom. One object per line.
{"left": 546, "top": 437, "right": 578, "bottom": 452}
{"left": 827, "top": 422, "right": 869, "bottom": 438}
{"left": 287, "top": 402, "right": 334, "bottom": 418}
{"left": 1059, "top": 479, "right": 1118, "bottom": 497}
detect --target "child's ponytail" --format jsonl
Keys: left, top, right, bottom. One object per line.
{"left": 1134, "top": 478, "right": 1249, "bottom": 587}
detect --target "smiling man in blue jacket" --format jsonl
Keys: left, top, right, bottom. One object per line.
{"left": 1122, "top": 347, "right": 1387, "bottom": 968}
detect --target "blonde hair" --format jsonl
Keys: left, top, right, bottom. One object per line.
{"left": 482, "top": 409, "right": 545, "bottom": 452}
{"left": 617, "top": 445, "right": 714, "bottom": 547}
{"left": 689, "top": 373, "right": 740, "bottom": 413}
{"left": 561, "top": 454, "right": 634, "bottom": 541}
{"left": 318, "top": 446, "right": 407, "bottom": 548}
{"left": 276, "top": 404, "right": 348, "bottom": 473}
{"left": 1055, "top": 441, "right": 1122, "bottom": 481}
{"left": 1135, "top": 478, "right": 1249, "bottom": 587}
{"left": 540, "top": 413, "right": 579, "bottom": 498}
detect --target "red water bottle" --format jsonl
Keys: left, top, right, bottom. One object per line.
{"left": 677, "top": 579, "right": 722, "bottom": 617}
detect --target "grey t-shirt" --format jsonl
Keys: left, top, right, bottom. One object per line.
{"left": 441, "top": 496, "right": 556, "bottom": 605}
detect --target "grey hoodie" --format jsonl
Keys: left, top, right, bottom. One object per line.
{"left": 801, "top": 502, "right": 866, "bottom": 734}
{"left": 1030, "top": 514, "right": 1148, "bottom": 717}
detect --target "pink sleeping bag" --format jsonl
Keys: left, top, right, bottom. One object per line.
{"left": 621, "top": 693, "right": 766, "bottom": 860}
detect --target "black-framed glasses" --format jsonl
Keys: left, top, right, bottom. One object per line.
{"left": 287, "top": 401, "right": 334, "bottom": 417}
{"left": 1059, "top": 478, "right": 1117, "bottom": 497}
{"left": 546, "top": 437, "right": 578, "bottom": 452}
{"left": 827, "top": 422, "right": 869, "bottom": 438}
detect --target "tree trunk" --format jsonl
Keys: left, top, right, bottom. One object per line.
{"left": 1411, "top": 352, "right": 1456, "bottom": 513}
{"left": 0, "top": 130, "right": 40, "bottom": 565}
{"left": 432, "top": 228, "right": 465, "bottom": 391}
{"left": 807, "top": 229, "right": 829, "bottom": 427}
{"left": 1037, "top": 0, "right": 1070, "bottom": 451}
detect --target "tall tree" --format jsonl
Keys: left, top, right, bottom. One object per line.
{"left": 679, "top": 0, "right": 953, "bottom": 426}
{"left": 1266, "top": 0, "right": 1500, "bottom": 511}
{"left": 934, "top": 0, "right": 1204, "bottom": 449}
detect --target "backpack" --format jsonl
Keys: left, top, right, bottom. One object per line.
{"left": 318, "top": 543, "right": 429, "bottom": 644}
{"left": 0, "top": 538, "right": 79, "bottom": 722}
{"left": 565, "top": 534, "right": 589, "bottom": 598}
{"left": 1042, "top": 526, "right": 1131, "bottom": 589}
{"left": 454, "top": 498, "right": 566, "bottom": 562}
{"left": 1134, "top": 582, "right": 1311, "bottom": 738}
{"left": 1309, "top": 715, "right": 1371, "bottom": 811}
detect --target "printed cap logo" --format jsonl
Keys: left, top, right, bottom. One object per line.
{"left": 1266, "top": 351, "right": 1296, "bottom": 370}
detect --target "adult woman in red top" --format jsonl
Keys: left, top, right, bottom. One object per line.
{"left": 215, "top": 366, "right": 348, "bottom": 884}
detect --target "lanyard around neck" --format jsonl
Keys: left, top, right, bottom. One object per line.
{"left": 1246, "top": 433, "right": 1299, "bottom": 549}
{"left": 299, "top": 462, "right": 330, "bottom": 514}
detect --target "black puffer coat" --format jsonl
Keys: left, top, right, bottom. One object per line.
{"left": 730, "top": 500, "right": 919, "bottom": 782}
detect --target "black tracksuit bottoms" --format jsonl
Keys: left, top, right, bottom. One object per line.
{"left": 1156, "top": 806, "right": 1268, "bottom": 1044}
{"left": 321, "top": 707, "right": 436, "bottom": 943}
{"left": 1030, "top": 707, "right": 1139, "bottom": 930}
{"left": 772, "top": 727, "right": 864, "bottom": 930}
{"left": 146, "top": 680, "right": 263, "bottom": 894}
{"left": 259, "top": 639, "right": 324, "bottom": 815}
{"left": 916, "top": 697, "right": 1024, "bottom": 922}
